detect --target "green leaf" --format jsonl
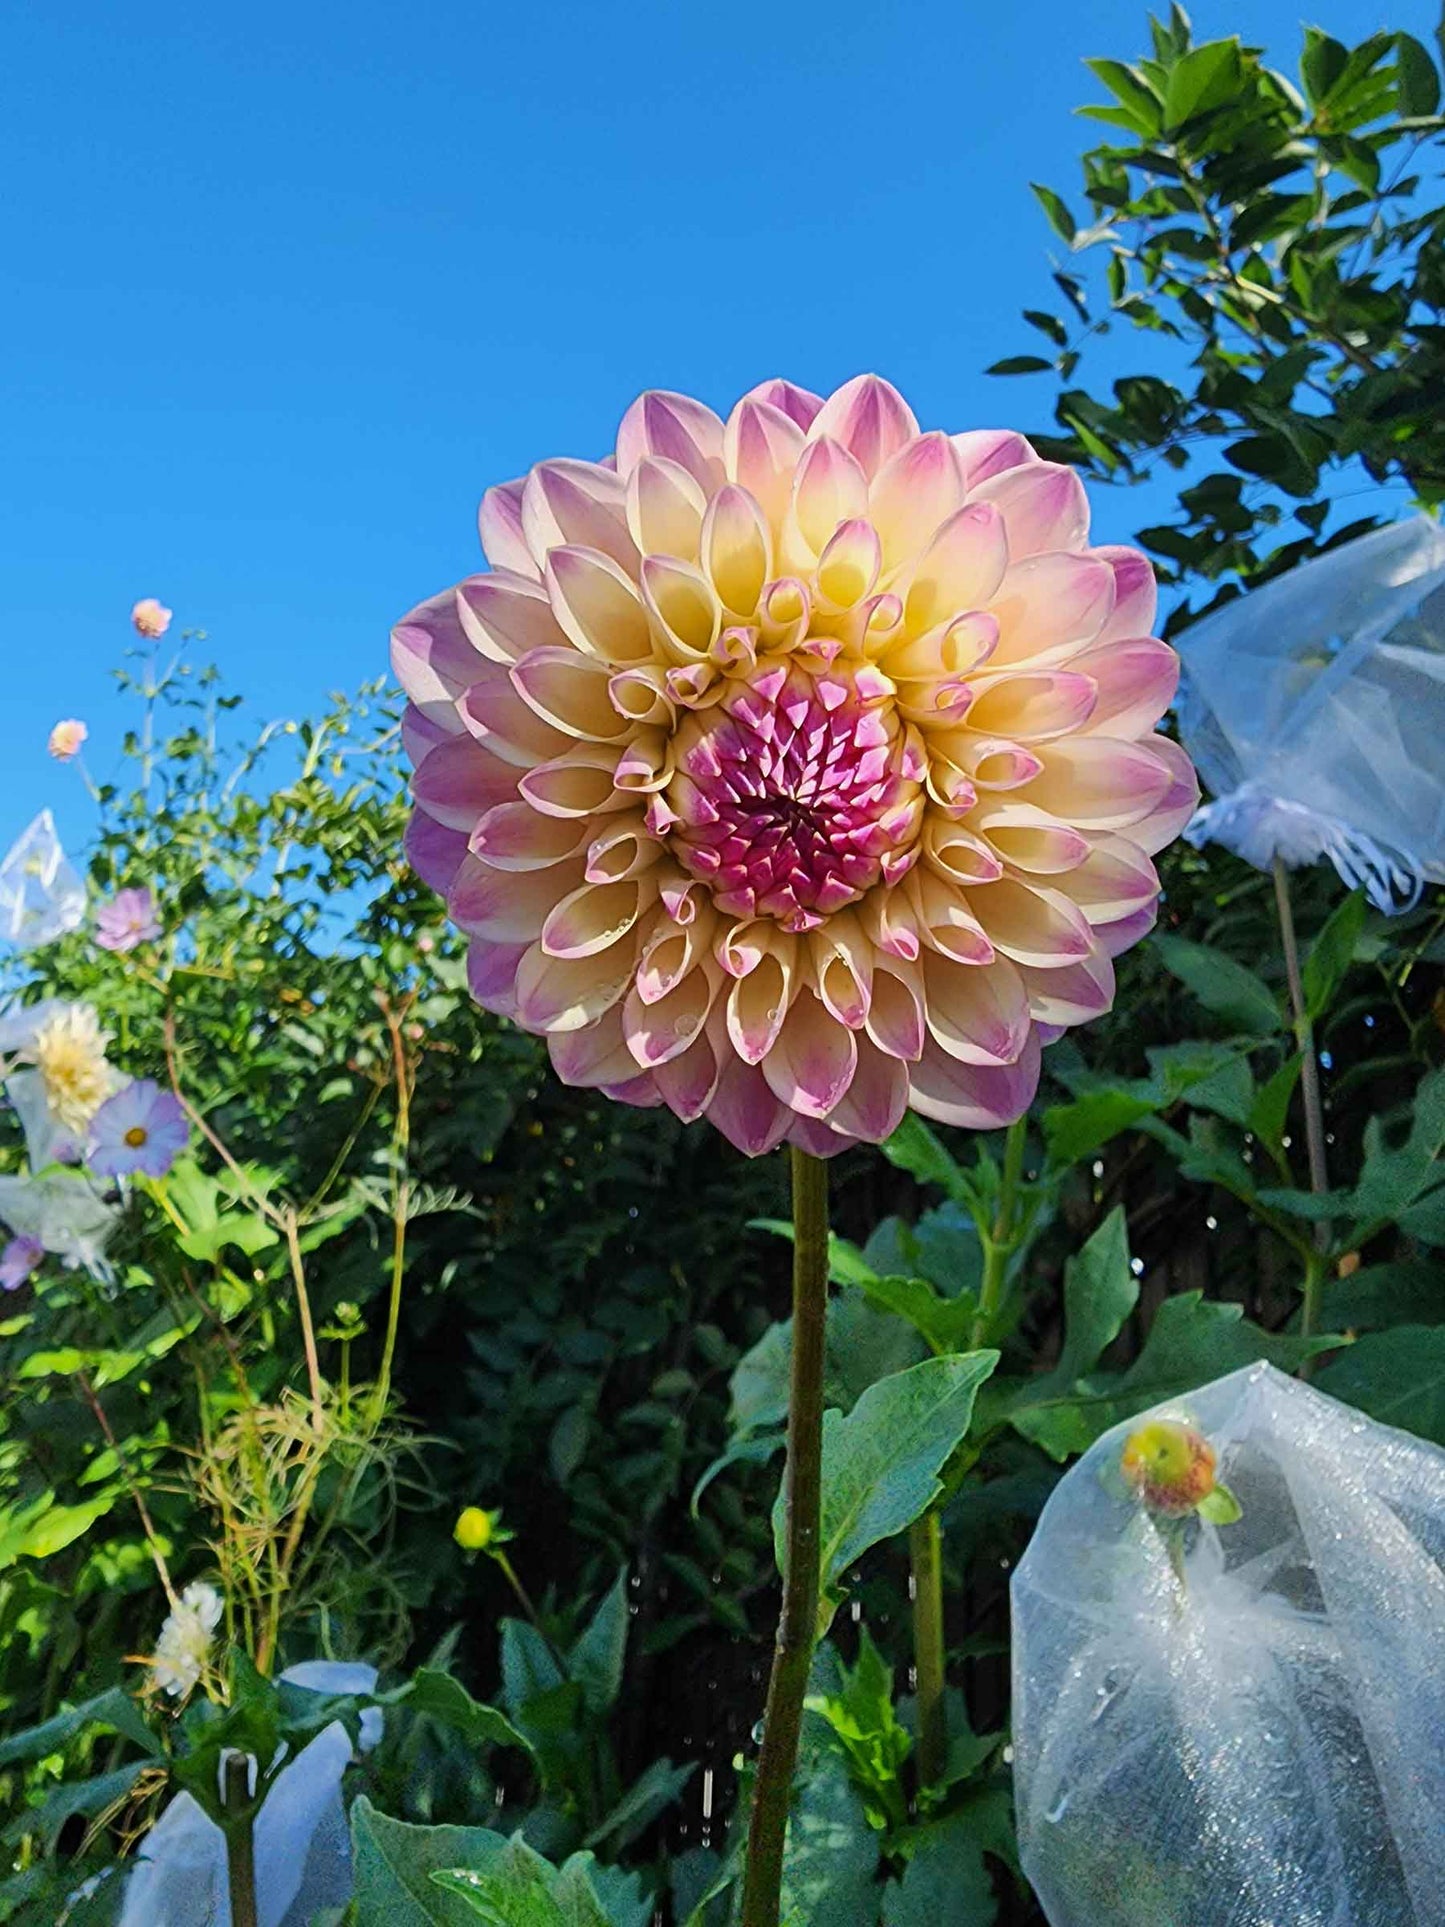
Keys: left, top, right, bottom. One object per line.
{"left": 1319, "top": 1259, "right": 1445, "bottom": 1332}
{"left": 351, "top": 1799, "right": 509, "bottom": 1927}
{"left": 582, "top": 1756, "right": 694, "bottom": 1854}
{"left": 882, "top": 1805, "right": 1001, "bottom": 1925}
{"left": 855, "top": 1274, "right": 978, "bottom": 1356}
{"left": 404, "top": 1669, "right": 534, "bottom": 1758}
{"left": 1301, "top": 28, "right": 1349, "bottom": 105}
{"left": 1043, "top": 1088, "right": 1156, "bottom": 1165}
{"left": 987, "top": 356, "right": 1054, "bottom": 376}
{"left": 1084, "top": 58, "right": 1164, "bottom": 133}
{"left": 165, "top": 1157, "right": 279, "bottom": 1263}
{"left": 1196, "top": 1482, "right": 1242, "bottom": 1526}
{"left": 1029, "top": 183, "right": 1077, "bottom": 243}
{"left": 0, "top": 1686, "right": 159, "bottom": 1769}
{"left": 568, "top": 1568, "right": 629, "bottom": 1716}
{"left": 1347, "top": 1068, "right": 1445, "bottom": 1236}
{"left": 750, "top": 1220, "right": 879, "bottom": 1287}
{"left": 1302, "top": 889, "right": 1366, "bottom": 1020}
{"left": 1153, "top": 934, "right": 1284, "bottom": 1035}
{"left": 1162, "top": 39, "right": 1243, "bottom": 128}
{"left": 1397, "top": 33, "right": 1442, "bottom": 118}
{"left": 784, "top": 1352, "right": 998, "bottom": 1631}
{"left": 881, "top": 1114, "right": 972, "bottom": 1205}
{"left": 12, "top": 1496, "right": 115, "bottom": 1562}
{"left": 779, "top": 1752, "right": 881, "bottom": 1927}
{"left": 3, "top": 1762, "right": 150, "bottom": 1853}
{"left": 1249, "top": 1055, "right": 1304, "bottom": 1154}
{"left": 1318, "top": 1326, "right": 1445, "bottom": 1445}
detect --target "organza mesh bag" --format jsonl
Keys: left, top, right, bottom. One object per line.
{"left": 1179, "top": 518, "right": 1445, "bottom": 910}
{"left": 1011, "top": 1363, "right": 1445, "bottom": 1927}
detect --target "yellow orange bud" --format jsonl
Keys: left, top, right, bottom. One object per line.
{"left": 454, "top": 1506, "right": 495, "bottom": 1551}
{"left": 1120, "top": 1419, "right": 1216, "bottom": 1516}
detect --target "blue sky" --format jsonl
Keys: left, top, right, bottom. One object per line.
{"left": 3, "top": 0, "right": 1428, "bottom": 858}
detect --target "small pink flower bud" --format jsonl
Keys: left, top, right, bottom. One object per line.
{"left": 131, "top": 598, "right": 173, "bottom": 639}
{"left": 48, "top": 719, "right": 88, "bottom": 762}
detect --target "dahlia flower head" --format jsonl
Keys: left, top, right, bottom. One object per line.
{"left": 395, "top": 376, "right": 1197, "bottom": 1157}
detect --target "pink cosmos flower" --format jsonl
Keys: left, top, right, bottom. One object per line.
{"left": 48, "top": 720, "right": 88, "bottom": 762}
{"left": 393, "top": 375, "right": 1197, "bottom": 1157}
{"left": 131, "top": 598, "right": 173, "bottom": 639}
{"left": 95, "top": 886, "right": 162, "bottom": 954}
{"left": 88, "top": 1080, "right": 188, "bottom": 1179}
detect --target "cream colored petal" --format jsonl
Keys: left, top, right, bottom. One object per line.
{"left": 966, "top": 877, "right": 1096, "bottom": 965}
{"left": 987, "top": 551, "right": 1116, "bottom": 669}
{"left": 585, "top": 812, "right": 664, "bottom": 884}
{"left": 460, "top": 676, "right": 572, "bottom": 768}
{"left": 451, "top": 856, "right": 584, "bottom": 945}
{"left": 541, "top": 878, "right": 647, "bottom": 959}
{"left": 511, "top": 648, "right": 632, "bottom": 742}
{"left": 868, "top": 431, "right": 966, "bottom": 575}
{"left": 514, "top": 933, "right": 638, "bottom": 1032}
{"left": 457, "top": 571, "right": 567, "bottom": 665}
{"left": 626, "top": 455, "right": 708, "bottom": 563}
{"left": 815, "top": 518, "right": 882, "bottom": 612}
{"left": 518, "top": 742, "right": 628, "bottom": 818}
{"left": 701, "top": 484, "right": 772, "bottom": 617}
{"left": 723, "top": 397, "right": 807, "bottom": 536}
{"left": 545, "top": 547, "right": 655, "bottom": 664}
{"left": 521, "top": 458, "right": 639, "bottom": 576}
{"left": 791, "top": 436, "right": 870, "bottom": 557}
{"left": 624, "top": 960, "right": 722, "bottom": 1067}
{"left": 922, "top": 952, "right": 1031, "bottom": 1065}
{"left": 972, "top": 801, "right": 1091, "bottom": 875}
{"left": 1021, "top": 737, "right": 1174, "bottom": 829}
{"left": 471, "top": 802, "right": 590, "bottom": 871}
{"left": 641, "top": 555, "right": 723, "bottom": 665}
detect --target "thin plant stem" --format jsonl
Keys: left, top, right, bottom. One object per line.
{"left": 1271, "top": 857, "right": 1330, "bottom": 1349}
{"left": 75, "top": 1373, "right": 178, "bottom": 1610}
{"left": 971, "top": 1114, "right": 1028, "bottom": 1349}
{"left": 368, "top": 1001, "right": 413, "bottom": 1428}
{"left": 281, "top": 1208, "right": 325, "bottom": 1418}
{"left": 221, "top": 1754, "right": 259, "bottom": 1927}
{"left": 909, "top": 1509, "right": 947, "bottom": 1792}
{"left": 742, "top": 1147, "right": 829, "bottom": 1927}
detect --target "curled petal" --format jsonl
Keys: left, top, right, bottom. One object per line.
{"left": 922, "top": 953, "right": 1031, "bottom": 1064}
{"left": 808, "top": 375, "right": 920, "bottom": 480}
{"left": 869, "top": 431, "right": 966, "bottom": 574}
{"left": 701, "top": 485, "right": 772, "bottom": 617}
{"left": 865, "top": 956, "right": 927, "bottom": 1060}
{"left": 886, "top": 611, "right": 999, "bottom": 683}
{"left": 908, "top": 1031, "right": 1041, "bottom": 1130}
{"left": 1093, "top": 545, "right": 1158, "bottom": 644}
{"left": 703, "top": 1051, "right": 791, "bottom": 1157}
{"left": 1017, "top": 948, "right": 1115, "bottom": 1025}
{"left": 615, "top": 389, "right": 726, "bottom": 493}
{"left": 859, "top": 882, "right": 923, "bottom": 962}
{"left": 972, "top": 801, "right": 1091, "bottom": 875}
{"left": 1052, "top": 833, "right": 1160, "bottom": 924}
{"left": 923, "top": 819, "right": 1004, "bottom": 888}
{"left": 815, "top": 519, "right": 882, "bottom": 611}
{"left": 511, "top": 648, "right": 631, "bottom": 742}
{"left": 934, "top": 730, "right": 1044, "bottom": 791}
{"left": 522, "top": 459, "right": 638, "bottom": 576}
{"left": 966, "top": 670, "right": 1099, "bottom": 743}
{"left": 637, "top": 906, "right": 718, "bottom": 1003}
{"left": 518, "top": 742, "right": 626, "bottom": 818}
{"left": 641, "top": 555, "right": 723, "bottom": 664}
{"left": 545, "top": 547, "right": 654, "bottom": 664}
{"left": 762, "top": 991, "right": 858, "bottom": 1118}
{"left": 457, "top": 572, "right": 566, "bottom": 665}
{"left": 970, "top": 461, "right": 1090, "bottom": 558}
{"left": 460, "top": 676, "right": 571, "bottom": 768}
{"left": 478, "top": 478, "right": 539, "bottom": 580}
{"left": 1024, "top": 737, "right": 1175, "bottom": 829}
{"left": 727, "top": 940, "right": 799, "bottom": 1063}
{"left": 609, "top": 664, "right": 675, "bottom": 728}
{"left": 910, "top": 871, "right": 996, "bottom": 965}
{"left": 626, "top": 455, "right": 708, "bottom": 562}
{"left": 810, "top": 911, "right": 873, "bottom": 1028}
{"left": 1072, "top": 637, "right": 1179, "bottom": 738}
{"left": 723, "top": 398, "right": 807, "bottom": 535}
{"left": 791, "top": 437, "right": 870, "bottom": 557}
{"left": 585, "top": 813, "right": 664, "bottom": 884}
{"left": 988, "top": 552, "right": 1116, "bottom": 668}
{"left": 624, "top": 961, "right": 721, "bottom": 1066}
{"left": 541, "top": 878, "right": 647, "bottom": 959}
{"left": 965, "top": 878, "right": 1095, "bottom": 966}
{"left": 742, "top": 377, "right": 825, "bottom": 430}
{"left": 471, "top": 802, "right": 589, "bottom": 871}
{"left": 902, "top": 504, "right": 1009, "bottom": 638}
{"left": 412, "top": 736, "right": 519, "bottom": 831}
{"left": 514, "top": 935, "right": 637, "bottom": 1032}
{"left": 450, "top": 857, "right": 585, "bottom": 945}
{"left": 953, "top": 428, "right": 1040, "bottom": 487}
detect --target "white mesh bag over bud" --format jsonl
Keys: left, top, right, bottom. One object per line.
{"left": 1179, "top": 517, "right": 1445, "bottom": 911}
{"left": 1011, "top": 1363, "right": 1445, "bottom": 1927}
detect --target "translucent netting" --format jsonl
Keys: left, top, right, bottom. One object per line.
{"left": 1011, "top": 1363, "right": 1445, "bottom": 1927}
{"left": 1178, "top": 518, "right": 1445, "bottom": 908}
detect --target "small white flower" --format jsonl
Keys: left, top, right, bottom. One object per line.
{"left": 151, "top": 1583, "right": 224, "bottom": 1698}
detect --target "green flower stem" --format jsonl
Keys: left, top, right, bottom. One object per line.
{"left": 742, "top": 1146, "right": 829, "bottom": 1927}
{"left": 971, "top": 1114, "right": 1028, "bottom": 1349}
{"left": 221, "top": 1754, "right": 259, "bottom": 1927}
{"left": 1271, "top": 857, "right": 1330, "bottom": 1353}
{"left": 909, "top": 1508, "right": 947, "bottom": 1791}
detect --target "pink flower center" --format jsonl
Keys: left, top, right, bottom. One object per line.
{"left": 661, "top": 661, "right": 925, "bottom": 932}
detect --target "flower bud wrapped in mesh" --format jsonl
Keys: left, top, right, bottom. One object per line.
{"left": 394, "top": 376, "right": 1197, "bottom": 1155}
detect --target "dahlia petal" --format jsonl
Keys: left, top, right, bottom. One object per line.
{"left": 791, "top": 436, "right": 871, "bottom": 557}
{"left": 511, "top": 648, "right": 631, "bottom": 742}
{"left": 922, "top": 953, "right": 1031, "bottom": 1065}
{"left": 973, "top": 801, "right": 1091, "bottom": 875}
{"left": 521, "top": 459, "right": 639, "bottom": 576}
{"left": 970, "top": 461, "right": 1090, "bottom": 559}
{"left": 810, "top": 911, "right": 873, "bottom": 1029}
{"left": 1092, "top": 545, "right": 1158, "bottom": 645}
{"left": 601, "top": 1070, "right": 665, "bottom": 1108}
{"left": 1017, "top": 948, "right": 1116, "bottom": 1025}
{"left": 1051, "top": 833, "right": 1160, "bottom": 923}
{"left": 723, "top": 398, "right": 807, "bottom": 535}
{"left": 966, "top": 670, "right": 1099, "bottom": 743}
{"left": 808, "top": 375, "right": 920, "bottom": 480}
{"left": 405, "top": 810, "right": 470, "bottom": 896}
{"left": 585, "top": 813, "right": 663, "bottom": 884}
{"left": 936, "top": 731, "right": 1044, "bottom": 791}
{"left": 859, "top": 883, "right": 923, "bottom": 962}
{"left": 513, "top": 935, "right": 636, "bottom": 1032}
{"left": 548, "top": 1006, "right": 639, "bottom": 1088}
{"left": 471, "top": 802, "right": 589, "bottom": 871}
{"left": 868, "top": 431, "right": 966, "bottom": 574}
{"left": 784, "top": 1113, "right": 859, "bottom": 1157}
{"left": 910, "top": 871, "right": 996, "bottom": 965}
{"left": 460, "top": 676, "right": 572, "bottom": 767}
{"left": 703, "top": 1053, "right": 791, "bottom": 1158}
{"left": 964, "top": 878, "right": 1095, "bottom": 966}
{"left": 637, "top": 908, "right": 717, "bottom": 1003}
{"left": 652, "top": 1030, "right": 721, "bottom": 1122}
{"left": 412, "top": 736, "right": 519, "bottom": 831}
{"left": 1124, "top": 735, "right": 1200, "bottom": 855}
{"left": 478, "top": 478, "right": 539, "bottom": 580}
{"left": 615, "top": 390, "right": 726, "bottom": 493}
{"left": 1071, "top": 637, "right": 1180, "bottom": 738}
{"left": 614, "top": 728, "right": 674, "bottom": 794}
{"left": 623, "top": 962, "right": 720, "bottom": 1066}
{"left": 742, "top": 377, "right": 825, "bottom": 431}
{"left": 828, "top": 1037, "right": 910, "bottom": 1142}
{"left": 608, "top": 664, "right": 676, "bottom": 728}
{"left": 1093, "top": 901, "right": 1160, "bottom": 957}
{"left": 702, "top": 485, "right": 772, "bottom": 617}
{"left": 727, "top": 944, "right": 797, "bottom": 1064}
{"left": 466, "top": 937, "right": 529, "bottom": 1018}
{"left": 540, "top": 878, "right": 646, "bottom": 959}
{"left": 641, "top": 555, "right": 723, "bottom": 663}
{"left": 901, "top": 503, "right": 1009, "bottom": 638}
{"left": 457, "top": 571, "right": 567, "bottom": 665}
{"left": 815, "top": 518, "right": 882, "bottom": 611}
{"left": 761, "top": 991, "right": 858, "bottom": 1119}
{"left": 517, "top": 743, "right": 626, "bottom": 817}
{"left": 450, "top": 857, "right": 585, "bottom": 945}
{"left": 1024, "top": 737, "right": 1174, "bottom": 829}
{"left": 545, "top": 547, "right": 654, "bottom": 664}
{"left": 392, "top": 588, "right": 488, "bottom": 722}
{"left": 626, "top": 455, "right": 708, "bottom": 563}
{"left": 923, "top": 819, "right": 1004, "bottom": 887}
{"left": 908, "top": 1030, "right": 1041, "bottom": 1130}
{"left": 402, "top": 703, "right": 459, "bottom": 770}
{"left": 865, "top": 956, "right": 927, "bottom": 1060}
{"left": 988, "top": 552, "right": 1116, "bottom": 667}
{"left": 953, "top": 429, "right": 1041, "bottom": 487}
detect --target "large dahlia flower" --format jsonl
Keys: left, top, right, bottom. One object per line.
{"left": 394, "top": 376, "right": 1196, "bottom": 1156}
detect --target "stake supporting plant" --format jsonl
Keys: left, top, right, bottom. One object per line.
{"left": 742, "top": 1147, "right": 829, "bottom": 1927}
{"left": 909, "top": 1509, "right": 947, "bottom": 1790}
{"left": 221, "top": 1751, "right": 259, "bottom": 1927}
{"left": 1271, "top": 857, "right": 1330, "bottom": 1348}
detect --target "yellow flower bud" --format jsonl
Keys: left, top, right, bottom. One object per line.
{"left": 454, "top": 1506, "right": 495, "bottom": 1551}
{"left": 1120, "top": 1419, "right": 1217, "bottom": 1516}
